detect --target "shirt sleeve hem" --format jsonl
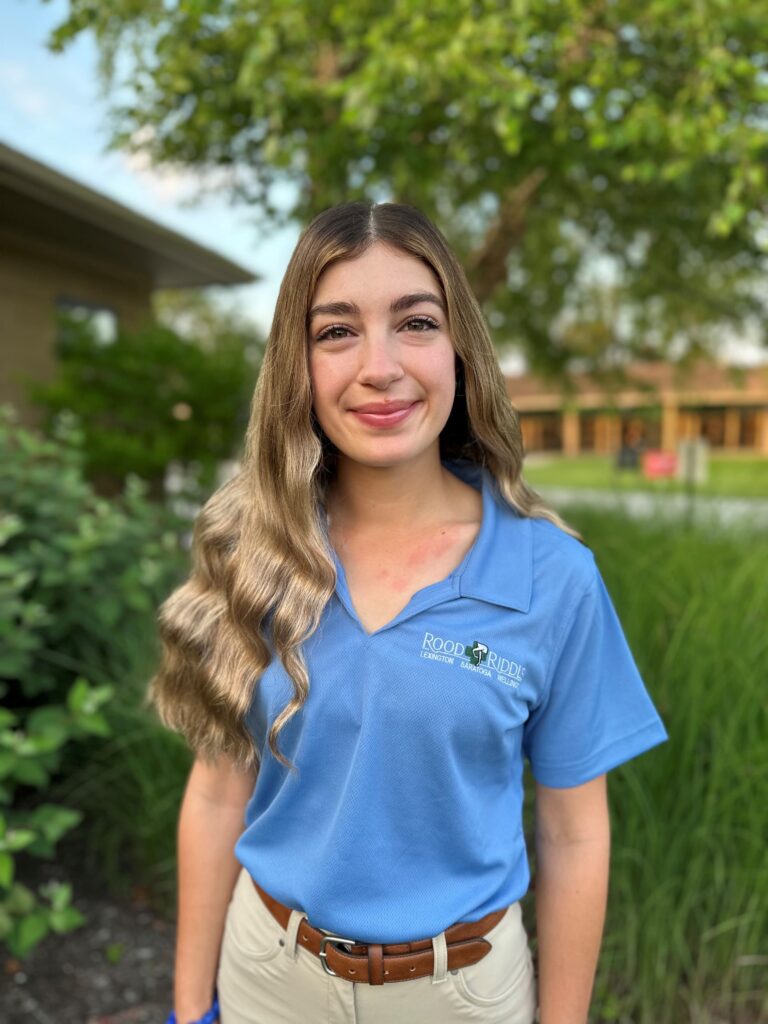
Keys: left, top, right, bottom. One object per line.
{"left": 528, "top": 719, "right": 669, "bottom": 788}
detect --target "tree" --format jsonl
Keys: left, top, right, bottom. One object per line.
{"left": 25, "top": 302, "right": 264, "bottom": 501}
{"left": 46, "top": 0, "right": 768, "bottom": 380}
{"left": 152, "top": 287, "right": 262, "bottom": 357}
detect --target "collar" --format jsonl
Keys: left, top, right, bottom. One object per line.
{"left": 443, "top": 458, "right": 533, "bottom": 614}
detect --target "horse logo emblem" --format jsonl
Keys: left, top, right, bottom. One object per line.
{"left": 465, "top": 641, "right": 489, "bottom": 666}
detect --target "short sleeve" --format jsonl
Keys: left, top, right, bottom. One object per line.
{"left": 523, "top": 554, "right": 668, "bottom": 787}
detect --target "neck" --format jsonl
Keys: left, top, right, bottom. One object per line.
{"left": 327, "top": 448, "right": 455, "bottom": 531}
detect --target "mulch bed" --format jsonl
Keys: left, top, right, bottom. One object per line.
{"left": 1, "top": 857, "right": 175, "bottom": 1024}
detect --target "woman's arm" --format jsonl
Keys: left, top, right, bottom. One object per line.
{"left": 173, "top": 753, "right": 257, "bottom": 1024}
{"left": 533, "top": 774, "right": 611, "bottom": 1024}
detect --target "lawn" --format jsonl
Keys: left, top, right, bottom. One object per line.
{"left": 521, "top": 452, "right": 768, "bottom": 499}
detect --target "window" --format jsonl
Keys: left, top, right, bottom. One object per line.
{"left": 55, "top": 298, "right": 118, "bottom": 351}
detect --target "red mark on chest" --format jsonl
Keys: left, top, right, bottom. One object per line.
{"left": 349, "top": 526, "right": 470, "bottom": 596}
{"left": 367, "top": 529, "right": 461, "bottom": 591}
{"left": 372, "top": 565, "right": 410, "bottom": 591}
{"left": 405, "top": 528, "right": 457, "bottom": 568}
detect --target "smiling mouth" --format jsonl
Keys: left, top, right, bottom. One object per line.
{"left": 350, "top": 401, "right": 421, "bottom": 427}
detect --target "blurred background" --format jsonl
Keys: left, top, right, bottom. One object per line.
{"left": 1, "top": 1, "right": 766, "bottom": 1022}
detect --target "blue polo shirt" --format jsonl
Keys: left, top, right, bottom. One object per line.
{"left": 234, "top": 458, "right": 668, "bottom": 943}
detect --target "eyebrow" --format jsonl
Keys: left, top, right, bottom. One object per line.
{"left": 308, "top": 291, "right": 446, "bottom": 322}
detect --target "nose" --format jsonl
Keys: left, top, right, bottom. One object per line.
{"left": 356, "top": 332, "right": 405, "bottom": 389}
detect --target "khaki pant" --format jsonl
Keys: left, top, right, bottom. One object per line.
{"left": 217, "top": 866, "right": 537, "bottom": 1023}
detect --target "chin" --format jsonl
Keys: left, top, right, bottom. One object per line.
{"left": 341, "top": 440, "right": 438, "bottom": 470}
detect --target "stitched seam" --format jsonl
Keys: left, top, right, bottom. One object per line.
{"left": 531, "top": 718, "right": 667, "bottom": 770}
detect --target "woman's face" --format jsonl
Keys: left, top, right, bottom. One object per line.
{"left": 308, "top": 242, "right": 457, "bottom": 470}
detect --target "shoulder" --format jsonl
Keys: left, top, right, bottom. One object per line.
{"left": 530, "top": 515, "right": 597, "bottom": 603}
{"left": 495, "top": 501, "right": 597, "bottom": 613}
{"left": 471, "top": 464, "right": 598, "bottom": 617}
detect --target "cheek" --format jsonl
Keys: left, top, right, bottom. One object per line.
{"left": 309, "top": 354, "right": 344, "bottom": 415}
{"left": 419, "top": 348, "right": 456, "bottom": 406}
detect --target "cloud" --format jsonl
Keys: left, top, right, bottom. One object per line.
{"left": 119, "top": 125, "right": 238, "bottom": 205}
{"left": 0, "top": 59, "right": 52, "bottom": 118}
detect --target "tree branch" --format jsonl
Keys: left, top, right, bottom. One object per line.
{"left": 467, "top": 168, "right": 549, "bottom": 303}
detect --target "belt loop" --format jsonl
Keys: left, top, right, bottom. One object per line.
{"left": 284, "top": 909, "right": 307, "bottom": 961}
{"left": 368, "top": 943, "right": 385, "bottom": 985}
{"left": 430, "top": 930, "right": 448, "bottom": 984}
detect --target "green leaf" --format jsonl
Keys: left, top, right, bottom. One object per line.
{"left": 66, "top": 677, "right": 91, "bottom": 714}
{"left": 25, "top": 706, "right": 71, "bottom": 745}
{"left": 0, "top": 829, "right": 36, "bottom": 852}
{"left": 0, "top": 851, "right": 14, "bottom": 887}
{"left": 39, "top": 878, "right": 73, "bottom": 911}
{"left": 27, "top": 805, "right": 83, "bottom": 844}
{"left": 49, "top": 905, "right": 86, "bottom": 934}
{"left": 5, "top": 882, "right": 35, "bottom": 914}
{"left": 11, "top": 910, "right": 49, "bottom": 957}
{"left": 12, "top": 760, "right": 49, "bottom": 787}
{"left": 0, "top": 708, "right": 16, "bottom": 729}
{"left": 0, "top": 514, "right": 24, "bottom": 547}
{"left": 74, "top": 712, "right": 111, "bottom": 737}
{"left": 105, "top": 941, "right": 125, "bottom": 964}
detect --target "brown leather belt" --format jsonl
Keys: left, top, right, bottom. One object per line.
{"left": 251, "top": 876, "right": 507, "bottom": 985}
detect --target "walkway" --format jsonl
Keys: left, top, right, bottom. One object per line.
{"left": 532, "top": 485, "right": 768, "bottom": 531}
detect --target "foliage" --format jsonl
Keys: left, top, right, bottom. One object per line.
{"left": 45, "top": 0, "right": 768, "bottom": 377}
{"left": 517, "top": 507, "right": 766, "bottom": 1022}
{"left": 47, "top": 701, "right": 194, "bottom": 915}
{"left": 24, "top": 305, "right": 262, "bottom": 500}
{"left": 0, "top": 405, "right": 187, "bottom": 956}
{"left": 152, "top": 286, "right": 261, "bottom": 354}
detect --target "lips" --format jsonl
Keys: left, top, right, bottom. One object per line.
{"left": 352, "top": 400, "right": 418, "bottom": 413}
{"left": 349, "top": 400, "right": 421, "bottom": 428}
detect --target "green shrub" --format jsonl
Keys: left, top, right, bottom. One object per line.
{"left": 0, "top": 404, "right": 187, "bottom": 956}
{"left": 24, "top": 309, "right": 261, "bottom": 501}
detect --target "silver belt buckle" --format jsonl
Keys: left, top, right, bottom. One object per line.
{"left": 318, "top": 932, "right": 359, "bottom": 976}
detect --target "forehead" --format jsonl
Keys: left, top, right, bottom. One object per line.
{"left": 312, "top": 243, "right": 442, "bottom": 304}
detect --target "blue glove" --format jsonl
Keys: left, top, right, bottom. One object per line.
{"left": 165, "top": 991, "right": 220, "bottom": 1024}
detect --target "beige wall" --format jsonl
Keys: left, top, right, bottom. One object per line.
{"left": 0, "top": 231, "right": 153, "bottom": 426}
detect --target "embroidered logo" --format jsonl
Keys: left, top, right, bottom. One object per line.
{"left": 420, "top": 631, "right": 526, "bottom": 689}
{"left": 465, "top": 641, "right": 489, "bottom": 666}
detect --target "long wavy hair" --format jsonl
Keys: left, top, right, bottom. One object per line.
{"left": 145, "top": 201, "right": 584, "bottom": 775}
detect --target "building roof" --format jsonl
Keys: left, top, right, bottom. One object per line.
{"left": 0, "top": 141, "right": 257, "bottom": 288}
{"left": 506, "top": 359, "right": 768, "bottom": 411}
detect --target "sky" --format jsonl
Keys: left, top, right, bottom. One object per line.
{"left": 1, "top": 0, "right": 765, "bottom": 369}
{"left": 0, "top": 0, "right": 300, "bottom": 334}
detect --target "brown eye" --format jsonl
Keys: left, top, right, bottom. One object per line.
{"left": 403, "top": 316, "right": 439, "bottom": 331}
{"left": 315, "top": 324, "right": 350, "bottom": 342}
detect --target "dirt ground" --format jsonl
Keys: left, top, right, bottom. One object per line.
{"left": 1, "top": 856, "right": 176, "bottom": 1024}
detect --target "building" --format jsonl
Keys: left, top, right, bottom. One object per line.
{"left": 507, "top": 360, "right": 768, "bottom": 455}
{"left": 0, "top": 141, "right": 256, "bottom": 423}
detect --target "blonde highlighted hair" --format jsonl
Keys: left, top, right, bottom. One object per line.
{"left": 145, "top": 201, "right": 584, "bottom": 775}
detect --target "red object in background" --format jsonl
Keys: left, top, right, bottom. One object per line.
{"left": 642, "top": 450, "right": 677, "bottom": 479}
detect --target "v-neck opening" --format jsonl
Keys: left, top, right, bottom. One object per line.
{"left": 326, "top": 461, "right": 488, "bottom": 639}
{"left": 331, "top": 551, "right": 465, "bottom": 639}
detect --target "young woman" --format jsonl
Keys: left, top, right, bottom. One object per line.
{"left": 150, "top": 201, "right": 668, "bottom": 1024}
